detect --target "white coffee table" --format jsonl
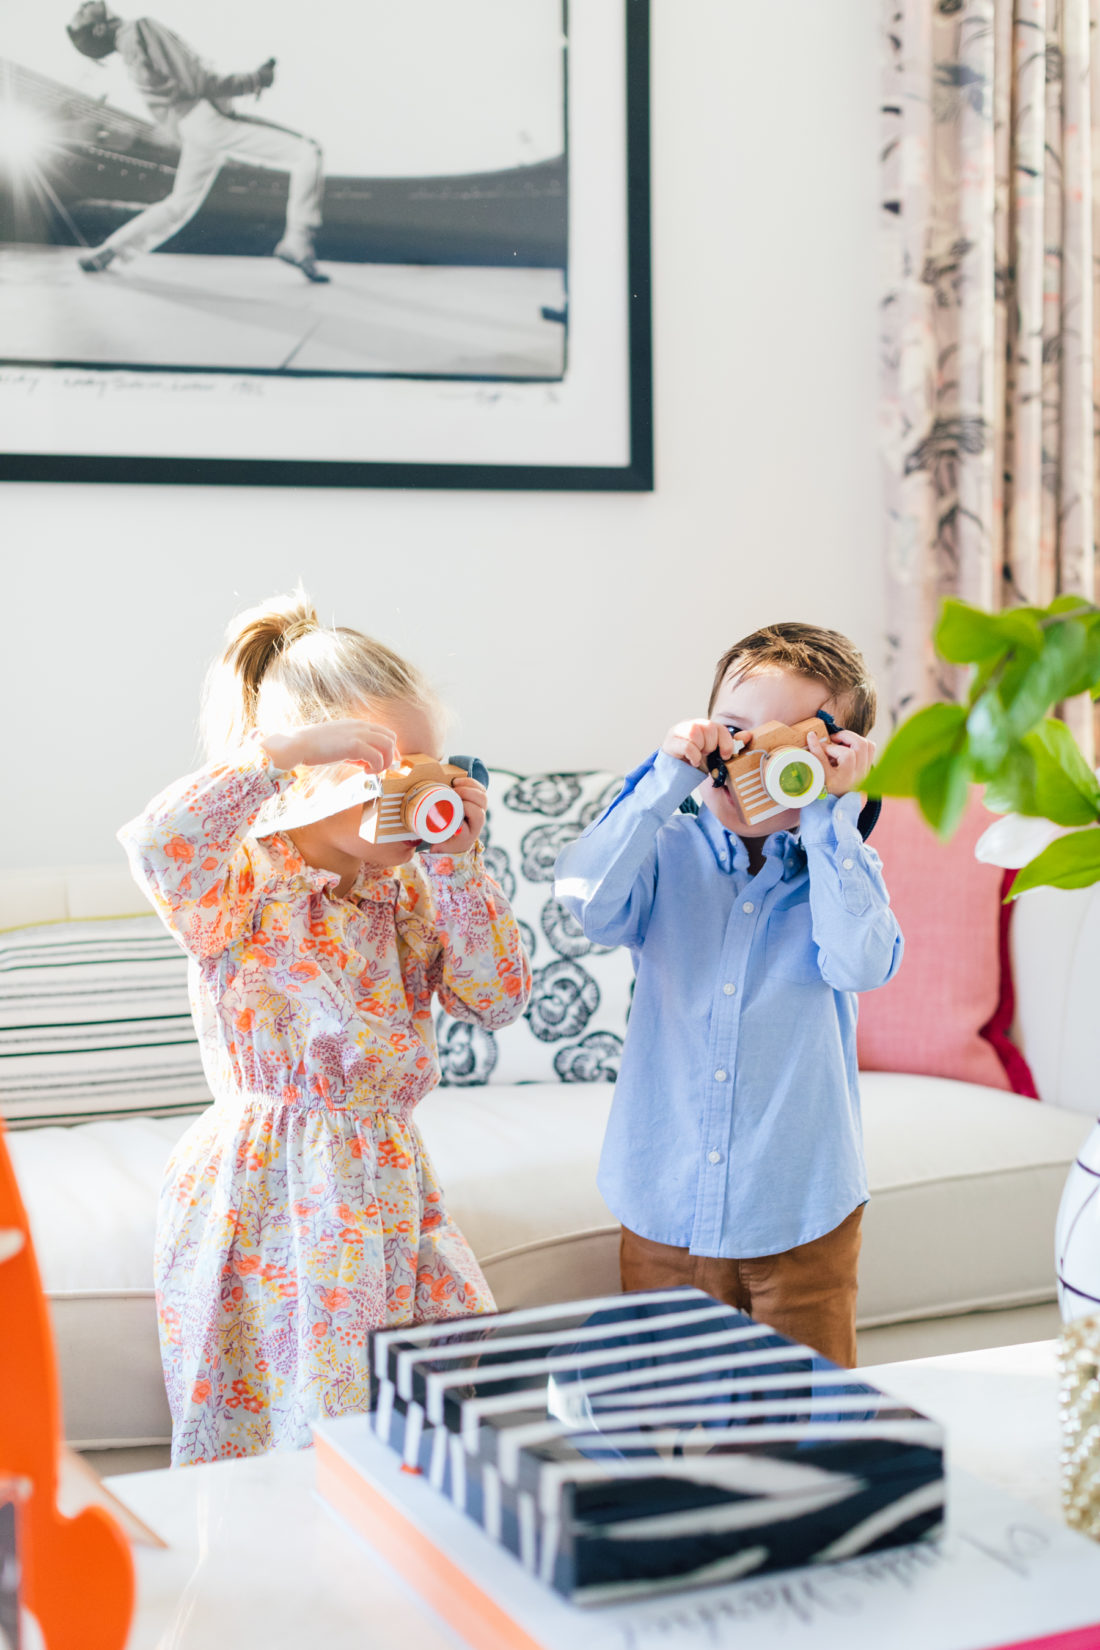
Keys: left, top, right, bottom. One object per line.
{"left": 106, "top": 1340, "right": 1064, "bottom": 1650}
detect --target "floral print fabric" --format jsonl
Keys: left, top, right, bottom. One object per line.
{"left": 432, "top": 768, "right": 636, "bottom": 1089}
{"left": 881, "top": 0, "right": 1099, "bottom": 754}
{"left": 118, "top": 737, "right": 531, "bottom": 1464}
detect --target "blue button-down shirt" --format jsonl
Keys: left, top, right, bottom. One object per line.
{"left": 554, "top": 751, "right": 903, "bottom": 1259}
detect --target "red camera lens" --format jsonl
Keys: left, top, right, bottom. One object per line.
{"left": 426, "top": 800, "right": 455, "bottom": 836}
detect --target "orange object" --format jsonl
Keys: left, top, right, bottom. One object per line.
{"left": 0, "top": 1117, "right": 134, "bottom": 1649}
{"left": 315, "top": 1430, "right": 541, "bottom": 1650}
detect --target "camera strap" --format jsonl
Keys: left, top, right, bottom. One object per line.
{"left": 816, "top": 711, "right": 881, "bottom": 840}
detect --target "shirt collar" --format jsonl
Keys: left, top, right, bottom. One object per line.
{"left": 695, "top": 803, "right": 807, "bottom": 878}
{"left": 254, "top": 832, "right": 339, "bottom": 892}
{"left": 253, "top": 832, "right": 397, "bottom": 901}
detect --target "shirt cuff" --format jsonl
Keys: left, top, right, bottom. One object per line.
{"left": 240, "top": 728, "right": 295, "bottom": 782}
{"left": 422, "top": 840, "right": 484, "bottom": 888}
{"left": 624, "top": 750, "right": 705, "bottom": 817}
{"left": 798, "top": 792, "right": 871, "bottom": 913}
{"left": 798, "top": 790, "right": 862, "bottom": 845}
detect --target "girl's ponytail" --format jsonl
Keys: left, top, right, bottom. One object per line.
{"left": 200, "top": 589, "right": 435, "bottom": 759}
{"left": 202, "top": 591, "right": 319, "bottom": 756}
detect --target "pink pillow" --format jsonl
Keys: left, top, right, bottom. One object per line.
{"left": 856, "top": 795, "right": 1037, "bottom": 1096}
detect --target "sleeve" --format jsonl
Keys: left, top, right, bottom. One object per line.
{"left": 798, "top": 793, "right": 904, "bottom": 993}
{"left": 125, "top": 20, "right": 261, "bottom": 103}
{"left": 119, "top": 20, "right": 177, "bottom": 101}
{"left": 117, "top": 734, "right": 292, "bottom": 960}
{"left": 553, "top": 751, "right": 701, "bottom": 949}
{"left": 204, "top": 68, "right": 265, "bottom": 98}
{"left": 415, "top": 843, "right": 532, "bottom": 1029}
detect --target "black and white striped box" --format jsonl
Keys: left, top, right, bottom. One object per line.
{"left": 368, "top": 1287, "right": 945, "bottom": 1604}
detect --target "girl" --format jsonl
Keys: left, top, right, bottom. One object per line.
{"left": 119, "top": 593, "right": 531, "bottom": 1465}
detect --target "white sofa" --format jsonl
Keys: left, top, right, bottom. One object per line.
{"left": 1, "top": 863, "right": 1096, "bottom": 1453}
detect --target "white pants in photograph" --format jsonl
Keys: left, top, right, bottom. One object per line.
{"left": 99, "top": 101, "right": 324, "bottom": 259}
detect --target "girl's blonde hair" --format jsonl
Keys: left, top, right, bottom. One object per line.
{"left": 201, "top": 590, "right": 434, "bottom": 756}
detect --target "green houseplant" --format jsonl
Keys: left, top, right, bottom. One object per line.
{"left": 866, "top": 595, "right": 1100, "bottom": 1535}
{"left": 867, "top": 592, "right": 1100, "bottom": 1320}
{"left": 867, "top": 596, "right": 1100, "bottom": 895}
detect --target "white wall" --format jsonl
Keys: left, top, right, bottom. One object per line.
{"left": 1, "top": 1, "right": 882, "bottom": 870}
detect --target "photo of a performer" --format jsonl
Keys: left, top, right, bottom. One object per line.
{"left": 64, "top": 1, "right": 328, "bottom": 281}
{"left": 0, "top": 0, "right": 568, "bottom": 381}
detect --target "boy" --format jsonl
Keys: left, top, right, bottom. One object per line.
{"left": 554, "top": 623, "right": 902, "bottom": 1367}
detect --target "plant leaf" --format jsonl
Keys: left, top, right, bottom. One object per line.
{"left": 916, "top": 749, "right": 971, "bottom": 837}
{"left": 1001, "top": 619, "right": 1100, "bottom": 737}
{"left": 1047, "top": 595, "right": 1100, "bottom": 618}
{"left": 980, "top": 720, "right": 1100, "bottom": 825}
{"left": 935, "top": 599, "right": 1044, "bottom": 663}
{"left": 966, "top": 693, "right": 1012, "bottom": 780}
{"left": 1009, "top": 826, "right": 1100, "bottom": 895}
{"left": 866, "top": 703, "right": 967, "bottom": 798}
{"left": 980, "top": 743, "right": 1038, "bottom": 815}
{"left": 1027, "top": 719, "right": 1100, "bottom": 823}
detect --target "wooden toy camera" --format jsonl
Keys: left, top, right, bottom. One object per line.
{"left": 707, "top": 716, "right": 832, "bottom": 824}
{"left": 359, "top": 754, "right": 487, "bottom": 847}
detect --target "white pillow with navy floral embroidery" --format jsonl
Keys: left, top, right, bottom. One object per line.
{"left": 434, "top": 769, "right": 637, "bottom": 1086}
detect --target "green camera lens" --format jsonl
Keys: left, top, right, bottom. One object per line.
{"left": 778, "top": 760, "right": 815, "bottom": 798}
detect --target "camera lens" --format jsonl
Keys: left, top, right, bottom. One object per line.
{"left": 777, "top": 760, "right": 814, "bottom": 798}
{"left": 763, "top": 747, "right": 826, "bottom": 809}
{"left": 425, "top": 799, "right": 457, "bottom": 836}
{"left": 407, "top": 782, "right": 465, "bottom": 843}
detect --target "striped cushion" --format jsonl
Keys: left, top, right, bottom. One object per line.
{"left": 0, "top": 917, "right": 211, "bottom": 1129}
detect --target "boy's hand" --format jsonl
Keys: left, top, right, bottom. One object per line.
{"left": 807, "top": 727, "right": 876, "bottom": 795}
{"left": 426, "top": 775, "right": 486, "bottom": 858}
{"left": 662, "top": 720, "right": 738, "bottom": 774}
{"left": 261, "top": 720, "right": 397, "bottom": 774}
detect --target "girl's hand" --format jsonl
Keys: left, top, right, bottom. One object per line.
{"left": 807, "top": 728, "right": 877, "bottom": 796}
{"left": 261, "top": 720, "right": 397, "bottom": 774}
{"left": 661, "top": 719, "right": 738, "bottom": 774}
{"left": 428, "top": 775, "right": 487, "bottom": 858}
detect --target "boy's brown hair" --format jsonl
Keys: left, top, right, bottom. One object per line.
{"left": 708, "top": 623, "right": 876, "bottom": 736}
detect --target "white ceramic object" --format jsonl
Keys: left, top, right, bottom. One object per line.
{"left": 1056, "top": 1118, "right": 1100, "bottom": 1321}
{"left": 974, "top": 813, "right": 1071, "bottom": 869}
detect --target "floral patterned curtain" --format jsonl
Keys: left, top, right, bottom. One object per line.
{"left": 881, "top": 0, "right": 1100, "bottom": 756}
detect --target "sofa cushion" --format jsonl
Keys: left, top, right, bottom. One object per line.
{"left": 437, "top": 769, "right": 636, "bottom": 1087}
{"left": 1010, "top": 881, "right": 1100, "bottom": 1114}
{"left": 857, "top": 1072, "right": 1090, "bottom": 1323}
{"left": 0, "top": 917, "right": 211, "bottom": 1129}
{"left": 7, "top": 1074, "right": 1092, "bottom": 1447}
{"left": 856, "top": 796, "right": 1037, "bottom": 1095}
{"left": 8, "top": 1114, "right": 189, "bottom": 1447}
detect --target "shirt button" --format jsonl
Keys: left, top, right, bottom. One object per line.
{"left": 723, "top": 982, "right": 737, "bottom": 996}
{"left": 842, "top": 857, "right": 855, "bottom": 870}
{"left": 714, "top": 1069, "right": 728, "bottom": 1082}
{"left": 742, "top": 901, "right": 755, "bottom": 915}
{"left": 708, "top": 1150, "right": 722, "bottom": 1165}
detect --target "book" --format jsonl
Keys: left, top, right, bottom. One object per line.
{"left": 366, "top": 1287, "right": 944, "bottom": 1602}
{"left": 57, "top": 1449, "right": 165, "bottom": 1550}
{"left": 314, "top": 1414, "right": 1100, "bottom": 1650}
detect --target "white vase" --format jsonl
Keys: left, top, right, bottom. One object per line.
{"left": 1057, "top": 1119, "right": 1100, "bottom": 1321}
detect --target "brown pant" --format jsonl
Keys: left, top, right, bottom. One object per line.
{"left": 619, "top": 1205, "right": 864, "bottom": 1368}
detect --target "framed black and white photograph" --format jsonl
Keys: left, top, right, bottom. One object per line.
{"left": 0, "top": 0, "right": 650, "bottom": 489}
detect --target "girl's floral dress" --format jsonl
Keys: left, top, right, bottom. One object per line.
{"left": 118, "top": 737, "right": 531, "bottom": 1466}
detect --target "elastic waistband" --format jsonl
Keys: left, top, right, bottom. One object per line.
{"left": 212, "top": 1087, "right": 416, "bottom": 1123}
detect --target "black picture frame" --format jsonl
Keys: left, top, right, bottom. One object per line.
{"left": 0, "top": 0, "right": 652, "bottom": 491}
